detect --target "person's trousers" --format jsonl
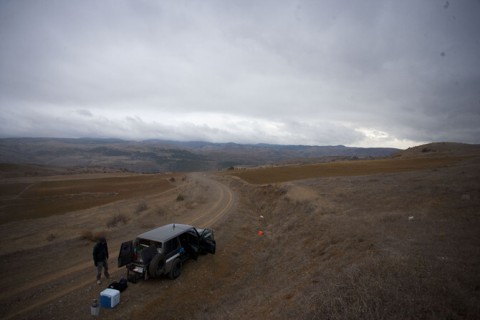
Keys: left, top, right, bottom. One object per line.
{"left": 96, "top": 260, "right": 110, "bottom": 280}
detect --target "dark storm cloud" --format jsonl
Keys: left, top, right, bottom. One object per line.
{"left": 0, "top": 0, "right": 479, "bottom": 148}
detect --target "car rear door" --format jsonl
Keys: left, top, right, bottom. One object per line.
{"left": 117, "top": 240, "right": 134, "bottom": 267}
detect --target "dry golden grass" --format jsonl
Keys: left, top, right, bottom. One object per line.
{"left": 201, "top": 160, "right": 480, "bottom": 319}
{"left": 225, "top": 156, "right": 463, "bottom": 184}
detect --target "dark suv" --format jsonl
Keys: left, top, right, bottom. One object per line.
{"left": 117, "top": 223, "right": 216, "bottom": 281}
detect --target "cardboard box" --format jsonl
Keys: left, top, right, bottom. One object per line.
{"left": 100, "top": 288, "right": 120, "bottom": 308}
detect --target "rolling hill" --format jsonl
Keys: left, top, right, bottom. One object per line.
{"left": 0, "top": 137, "right": 399, "bottom": 173}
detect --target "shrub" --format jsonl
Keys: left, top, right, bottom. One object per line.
{"left": 157, "top": 206, "right": 167, "bottom": 216}
{"left": 107, "top": 213, "right": 129, "bottom": 228}
{"left": 176, "top": 194, "right": 185, "bottom": 201}
{"left": 79, "top": 230, "right": 95, "bottom": 242}
{"left": 79, "top": 230, "right": 107, "bottom": 242}
{"left": 135, "top": 201, "right": 148, "bottom": 214}
{"left": 46, "top": 233, "right": 56, "bottom": 241}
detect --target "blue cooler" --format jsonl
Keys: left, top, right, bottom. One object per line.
{"left": 100, "top": 288, "right": 120, "bottom": 308}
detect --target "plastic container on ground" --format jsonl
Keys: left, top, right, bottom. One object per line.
{"left": 91, "top": 299, "right": 100, "bottom": 316}
{"left": 100, "top": 288, "right": 120, "bottom": 308}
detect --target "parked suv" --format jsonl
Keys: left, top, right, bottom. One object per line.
{"left": 117, "top": 223, "right": 216, "bottom": 280}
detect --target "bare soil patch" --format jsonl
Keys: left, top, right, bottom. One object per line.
{"left": 0, "top": 174, "right": 180, "bottom": 224}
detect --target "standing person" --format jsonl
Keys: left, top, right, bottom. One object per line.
{"left": 93, "top": 236, "right": 110, "bottom": 285}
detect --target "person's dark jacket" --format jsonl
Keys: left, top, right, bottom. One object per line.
{"left": 93, "top": 238, "right": 109, "bottom": 266}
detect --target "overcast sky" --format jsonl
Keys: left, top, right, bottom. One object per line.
{"left": 1, "top": 0, "right": 479, "bottom": 148}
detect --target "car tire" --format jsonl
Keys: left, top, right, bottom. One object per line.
{"left": 169, "top": 258, "right": 182, "bottom": 279}
{"left": 148, "top": 253, "right": 166, "bottom": 278}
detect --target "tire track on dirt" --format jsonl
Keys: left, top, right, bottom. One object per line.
{"left": 3, "top": 174, "right": 235, "bottom": 320}
{"left": 189, "top": 174, "right": 234, "bottom": 227}
{"left": 16, "top": 182, "right": 36, "bottom": 198}
{"left": 197, "top": 183, "right": 233, "bottom": 227}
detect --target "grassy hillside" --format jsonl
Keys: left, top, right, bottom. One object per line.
{"left": 224, "top": 156, "right": 463, "bottom": 184}
{"left": 209, "top": 143, "right": 480, "bottom": 319}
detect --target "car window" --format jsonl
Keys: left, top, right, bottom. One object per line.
{"left": 137, "top": 238, "right": 162, "bottom": 249}
{"left": 165, "top": 238, "right": 180, "bottom": 254}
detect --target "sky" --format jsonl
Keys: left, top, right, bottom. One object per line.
{"left": 1, "top": 0, "right": 479, "bottom": 149}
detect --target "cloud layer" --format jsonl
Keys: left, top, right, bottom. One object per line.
{"left": 1, "top": 0, "right": 479, "bottom": 148}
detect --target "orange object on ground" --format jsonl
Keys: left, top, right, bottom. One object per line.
{"left": 258, "top": 230, "right": 264, "bottom": 236}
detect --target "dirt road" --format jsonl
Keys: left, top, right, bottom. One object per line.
{"left": 0, "top": 172, "right": 236, "bottom": 320}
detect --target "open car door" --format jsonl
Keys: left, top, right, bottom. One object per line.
{"left": 197, "top": 228, "right": 216, "bottom": 254}
{"left": 118, "top": 240, "right": 134, "bottom": 267}
{"left": 199, "top": 238, "right": 216, "bottom": 254}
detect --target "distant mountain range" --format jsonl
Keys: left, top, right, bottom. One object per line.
{"left": 0, "top": 137, "right": 400, "bottom": 173}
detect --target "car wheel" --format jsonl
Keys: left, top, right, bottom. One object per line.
{"left": 148, "top": 253, "right": 166, "bottom": 278}
{"left": 169, "top": 258, "right": 182, "bottom": 279}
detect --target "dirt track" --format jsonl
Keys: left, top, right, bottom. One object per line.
{"left": 0, "top": 173, "right": 236, "bottom": 319}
